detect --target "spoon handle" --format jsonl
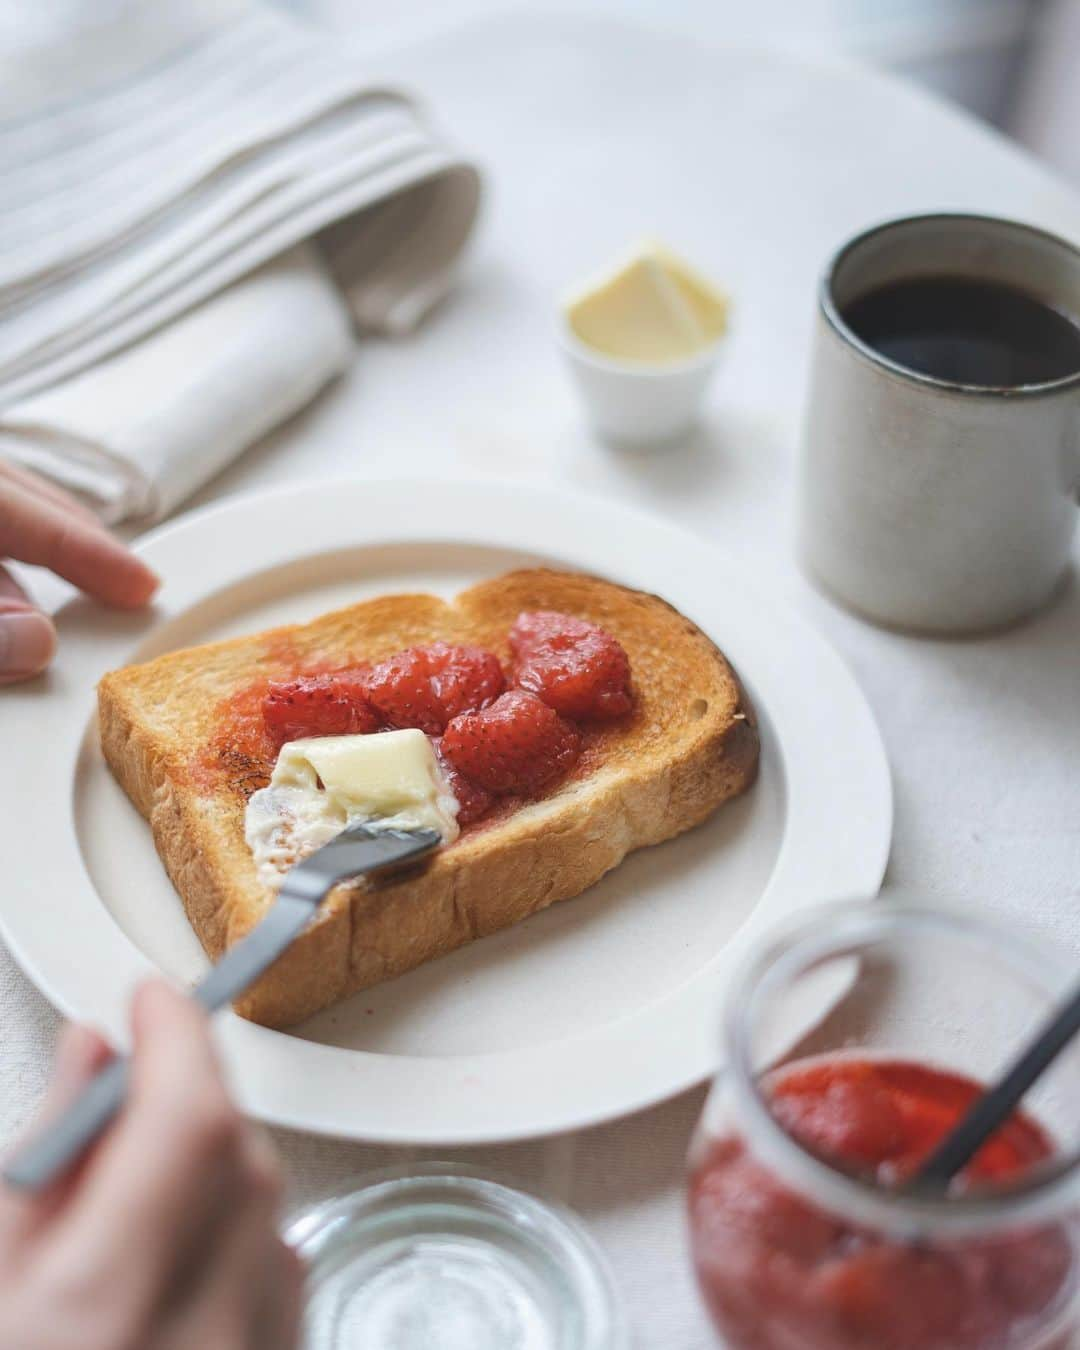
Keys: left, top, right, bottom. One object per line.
{"left": 917, "top": 981, "right": 1080, "bottom": 1188}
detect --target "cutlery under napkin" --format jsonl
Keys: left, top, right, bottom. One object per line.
{"left": 0, "top": 0, "right": 481, "bottom": 523}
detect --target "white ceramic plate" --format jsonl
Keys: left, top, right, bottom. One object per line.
{"left": 5, "top": 480, "right": 891, "bottom": 1143}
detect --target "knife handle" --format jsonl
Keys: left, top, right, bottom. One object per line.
{"left": 2, "top": 1057, "right": 130, "bottom": 1191}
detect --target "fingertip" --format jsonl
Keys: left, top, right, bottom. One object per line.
{"left": 0, "top": 605, "right": 56, "bottom": 682}
{"left": 282, "top": 1238, "right": 306, "bottom": 1298}
{"left": 54, "top": 1022, "right": 112, "bottom": 1079}
{"left": 131, "top": 977, "right": 201, "bottom": 1033}
{"left": 130, "top": 979, "right": 216, "bottom": 1085}
{"left": 0, "top": 481, "right": 158, "bottom": 609}
{"left": 138, "top": 565, "right": 161, "bottom": 604}
{"left": 34, "top": 1023, "right": 114, "bottom": 1129}
{"left": 111, "top": 560, "right": 160, "bottom": 611}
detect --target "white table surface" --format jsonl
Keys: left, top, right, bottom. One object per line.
{"left": 4, "top": 14, "right": 1080, "bottom": 1347}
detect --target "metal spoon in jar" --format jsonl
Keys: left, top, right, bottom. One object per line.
{"left": 914, "top": 979, "right": 1080, "bottom": 1190}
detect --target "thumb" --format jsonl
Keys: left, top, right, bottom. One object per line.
{"left": 0, "top": 583, "right": 56, "bottom": 685}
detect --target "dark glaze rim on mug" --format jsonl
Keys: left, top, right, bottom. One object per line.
{"left": 820, "top": 212, "right": 1080, "bottom": 400}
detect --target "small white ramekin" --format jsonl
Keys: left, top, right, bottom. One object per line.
{"left": 557, "top": 313, "right": 724, "bottom": 447}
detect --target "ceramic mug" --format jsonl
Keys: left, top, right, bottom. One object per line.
{"left": 798, "top": 213, "right": 1080, "bottom": 633}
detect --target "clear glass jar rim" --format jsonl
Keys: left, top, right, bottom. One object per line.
{"left": 723, "top": 901, "right": 1080, "bottom": 1239}
{"left": 283, "top": 1162, "right": 627, "bottom": 1350}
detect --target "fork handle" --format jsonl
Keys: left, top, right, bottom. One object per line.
{"left": 2, "top": 1058, "right": 130, "bottom": 1191}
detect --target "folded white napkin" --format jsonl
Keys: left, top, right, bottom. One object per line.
{"left": 0, "top": 0, "right": 480, "bottom": 522}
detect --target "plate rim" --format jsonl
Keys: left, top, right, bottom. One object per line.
{"left": 4, "top": 477, "right": 892, "bottom": 1143}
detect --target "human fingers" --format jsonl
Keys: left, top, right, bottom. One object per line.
{"left": 0, "top": 564, "right": 56, "bottom": 683}
{"left": 232, "top": 1131, "right": 303, "bottom": 1350}
{"left": 31, "top": 1024, "right": 114, "bottom": 1136}
{"left": 0, "top": 1024, "right": 112, "bottom": 1251}
{"left": 49, "top": 982, "right": 243, "bottom": 1325}
{"left": 153, "top": 1234, "right": 303, "bottom": 1350}
{"left": 0, "top": 478, "right": 158, "bottom": 608}
{"left": 252, "top": 1236, "right": 305, "bottom": 1350}
{"left": 153, "top": 1129, "right": 301, "bottom": 1350}
{"left": 0, "top": 461, "right": 102, "bottom": 527}
{"left": 3, "top": 988, "right": 248, "bottom": 1350}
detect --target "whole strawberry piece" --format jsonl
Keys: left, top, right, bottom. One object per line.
{"left": 432, "top": 737, "right": 495, "bottom": 825}
{"left": 362, "top": 648, "right": 445, "bottom": 734}
{"left": 364, "top": 643, "right": 505, "bottom": 735}
{"left": 441, "top": 690, "right": 581, "bottom": 795}
{"left": 426, "top": 642, "right": 505, "bottom": 720}
{"left": 262, "top": 671, "right": 381, "bottom": 748}
{"left": 510, "top": 610, "right": 632, "bottom": 721}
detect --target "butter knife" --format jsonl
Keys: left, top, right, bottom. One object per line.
{"left": 3, "top": 822, "right": 440, "bottom": 1192}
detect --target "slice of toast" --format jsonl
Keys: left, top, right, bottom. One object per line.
{"left": 99, "top": 569, "right": 759, "bottom": 1027}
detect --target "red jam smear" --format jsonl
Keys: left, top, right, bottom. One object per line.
{"left": 688, "top": 1057, "right": 1075, "bottom": 1350}
{"left": 194, "top": 677, "right": 279, "bottom": 794}
{"left": 192, "top": 640, "right": 354, "bottom": 791}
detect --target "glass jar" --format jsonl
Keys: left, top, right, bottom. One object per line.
{"left": 687, "top": 902, "right": 1080, "bottom": 1350}
{"left": 286, "top": 1163, "right": 626, "bottom": 1350}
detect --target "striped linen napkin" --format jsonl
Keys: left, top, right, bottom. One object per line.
{"left": 0, "top": 0, "right": 480, "bottom": 522}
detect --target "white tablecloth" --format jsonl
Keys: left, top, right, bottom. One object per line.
{"left": 3, "top": 15, "right": 1079, "bottom": 1347}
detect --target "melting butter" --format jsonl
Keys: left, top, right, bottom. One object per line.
{"left": 245, "top": 729, "right": 459, "bottom": 890}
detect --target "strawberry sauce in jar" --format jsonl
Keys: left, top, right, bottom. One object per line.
{"left": 687, "top": 905, "right": 1080, "bottom": 1350}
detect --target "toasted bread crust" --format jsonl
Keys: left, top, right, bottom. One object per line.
{"left": 99, "top": 570, "right": 758, "bottom": 1027}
